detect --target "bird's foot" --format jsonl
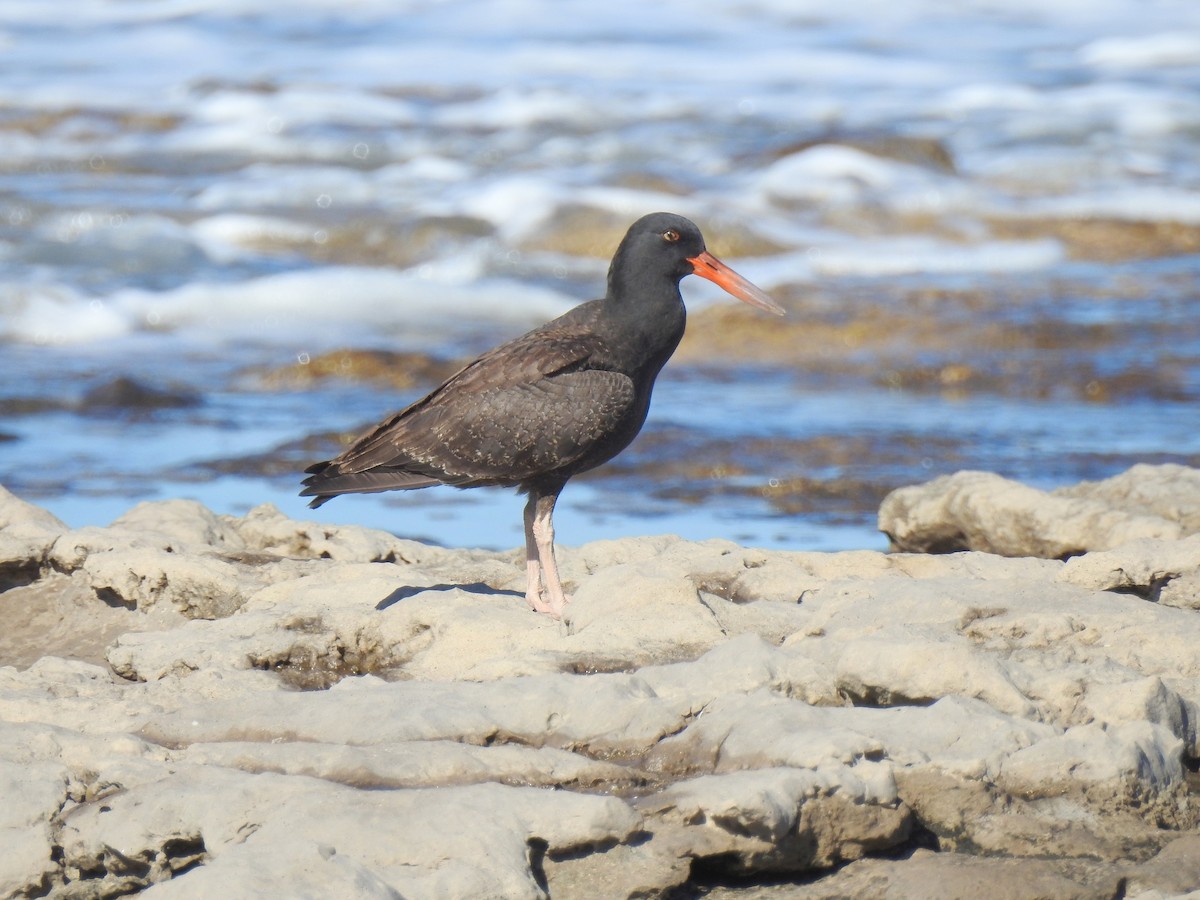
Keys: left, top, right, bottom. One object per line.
{"left": 526, "top": 589, "right": 571, "bottom": 620}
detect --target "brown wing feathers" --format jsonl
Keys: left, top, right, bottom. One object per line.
{"left": 300, "top": 326, "right": 635, "bottom": 506}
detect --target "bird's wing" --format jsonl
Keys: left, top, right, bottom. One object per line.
{"left": 322, "top": 326, "right": 637, "bottom": 485}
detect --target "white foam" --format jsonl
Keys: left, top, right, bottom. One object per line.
{"left": 938, "top": 83, "right": 1044, "bottom": 114}
{"left": 0, "top": 129, "right": 41, "bottom": 163}
{"left": 376, "top": 156, "right": 474, "bottom": 185}
{"left": 0, "top": 267, "right": 573, "bottom": 347}
{"left": 2, "top": 0, "right": 1200, "bottom": 350}
{"left": 192, "top": 154, "right": 485, "bottom": 215}
{"left": 0, "top": 283, "right": 130, "bottom": 345}
{"left": 434, "top": 86, "right": 604, "bottom": 130}
{"left": 193, "top": 164, "right": 383, "bottom": 210}
{"left": 1081, "top": 33, "right": 1200, "bottom": 69}
{"left": 757, "top": 145, "right": 978, "bottom": 216}
{"left": 189, "top": 213, "right": 318, "bottom": 262}
{"left": 15, "top": 213, "right": 208, "bottom": 276}
{"left": 1017, "top": 188, "right": 1200, "bottom": 225}
{"left": 677, "top": 227, "right": 1063, "bottom": 289}
{"left": 761, "top": 145, "right": 905, "bottom": 197}
{"left": 458, "top": 177, "right": 569, "bottom": 242}
{"left": 804, "top": 237, "right": 1063, "bottom": 278}
{"left": 193, "top": 87, "right": 417, "bottom": 130}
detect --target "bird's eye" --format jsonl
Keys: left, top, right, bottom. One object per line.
{"left": 663, "top": 229, "right": 680, "bottom": 242}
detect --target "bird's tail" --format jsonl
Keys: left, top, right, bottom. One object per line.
{"left": 300, "top": 461, "right": 441, "bottom": 507}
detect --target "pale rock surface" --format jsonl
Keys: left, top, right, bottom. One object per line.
{"left": 639, "top": 763, "right": 906, "bottom": 874}
{"left": 756, "top": 833, "right": 1200, "bottom": 900}
{"left": 57, "top": 768, "right": 640, "bottom": 900}
{"left": 1054, "top": 464, "right": 1200, "bottom": 533}
{"left": 1059, "top": 533, "right": 1200, "bottom": 609}
{"left": 879, "top": 464, "right": 1197, "bottom": 556}
{"left": 0, "top": 468, "right": 1199, "bottom": 898}
{"left": 765, "top": 848, "right": 1126, "bottom": 900}
{"left": 0, "top": 488, "right": 68, "bottom": 590}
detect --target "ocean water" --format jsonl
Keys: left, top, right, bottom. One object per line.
{"left": 2, "top": 0, "right": 1199, "bottom": 552}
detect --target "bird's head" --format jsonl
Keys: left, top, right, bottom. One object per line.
{"left": 609, "top": 212, "right": 784, "bottom": 315}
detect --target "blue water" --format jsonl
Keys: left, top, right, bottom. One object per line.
{"left": 2, "top": 0, "right": 1199, "bottom": 551}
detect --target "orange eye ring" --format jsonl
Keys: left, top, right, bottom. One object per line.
{"left": 663, "top": 229, "right": 680, "bottom": 242}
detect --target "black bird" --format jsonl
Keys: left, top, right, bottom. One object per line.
{"left": 301, "top": 212, "right": 784, "bottom": 618}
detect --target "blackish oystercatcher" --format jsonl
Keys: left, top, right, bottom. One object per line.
{"left": 300, "top": 212, "right": 784, "bottom": 618}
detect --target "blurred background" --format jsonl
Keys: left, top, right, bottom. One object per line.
{"left": 1, "top": 0, "right": 1198, "bottom": 552}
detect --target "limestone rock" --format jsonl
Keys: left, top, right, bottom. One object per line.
{"left": 878, "top": 466, "right": 1193, "bottom": 556}
{"left": 0, "top": 484, "right": 68, "bottom": 589}
{"left": 112, "top": 498, "right": 246, "bottom": 553}
{"left": 639, "top": 764, "right": 908, "bottom": 875}
{"left": 1054, "top": 463, "right": 1200, "bottom": 533}
{"left": 774, "top": 849, "right": 1126, "bottom": 900}
{"left": 1058, "top": 533, "right": 1200, "bottom": 608}
{"left": 2, "top": 473, "right": 1199, "bottom": 897}
{"left": 229, "top": 501, "right": 435, "bottom": 563}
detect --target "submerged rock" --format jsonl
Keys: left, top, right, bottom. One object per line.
{"left": 0, "top": 467, "right": 1198, "bottom": 897}
{"left": 79, "top": 376, "right": 202, "bottom": 412}
{"left": 247, "top": 347, "right": 462, "bottom": 391}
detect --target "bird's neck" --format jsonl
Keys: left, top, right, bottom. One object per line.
{"left": 602, "top": 281, "right": 687, "bottom": 377}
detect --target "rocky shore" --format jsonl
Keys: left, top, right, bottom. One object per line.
{"left": 2, "top": 464, "right": 1199, "bottom": 898}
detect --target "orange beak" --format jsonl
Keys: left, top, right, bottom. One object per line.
{"left": 687, "top": 251, "right": 785, "bottom": 315}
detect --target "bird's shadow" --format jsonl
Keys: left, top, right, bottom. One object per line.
{"left": 375, "top": 583, "right": 522, "bottom": 611}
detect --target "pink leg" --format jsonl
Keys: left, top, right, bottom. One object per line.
{"left": 531, "top": 491, "right": 570, "bottom": 618}
{"left": 521, "top": 490, "right": 570, "bottom": 618}
{"left": 523, "top": 494, "right": 552, "bottom": 614}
